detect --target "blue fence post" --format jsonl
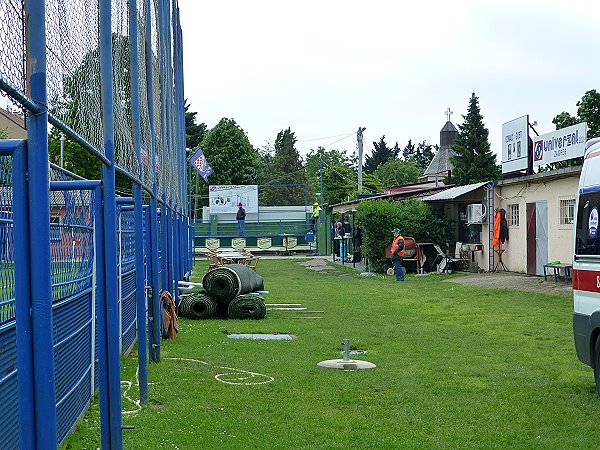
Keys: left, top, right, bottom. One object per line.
{"left": 99, "top": 0, "right": 123, "bottom": 447}
{"left": 91, "top": 181, "right": 111, "bottom": 448}
{"left": 144, "top": 0, "right": 161, "bottom": 362}
{"left": 128, "top": 0, "right": 148, "bottom": 405}
{"left": 24, "top": 0, "right": 58, "bottom": 446}
{"left": 173, "top": 210, "right": 180, "bottom": 303}
{"left": 161, "top": 202, "right": 168, "bottom": 294}
{"left": 167, "top": 205, "right": 174, "bottom": 296}
{"left": 0, "top": 140, "right": 35, "bottom": 449}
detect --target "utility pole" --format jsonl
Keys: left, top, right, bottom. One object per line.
{"left": 357, "top": 126, "right": 366, "bottom": 193}
{"left": 319, "top": 155, "right": 323, "bottom": 210}
{"left": 60, "top": 132, "right": 65, "bottom": 167}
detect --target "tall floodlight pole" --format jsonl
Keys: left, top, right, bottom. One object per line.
{"left": 357, "top": 127, "right": 366, "bottom": 193}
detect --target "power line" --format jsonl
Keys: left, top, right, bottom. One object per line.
{"left": 320, "top": 132, "right": 356, "bottom": 149}
{"left": 298, "top": 131, "right": 354, "bottom": 143}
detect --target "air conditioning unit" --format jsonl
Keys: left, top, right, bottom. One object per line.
{"left": 467, "top": 204, "right": 485, "bottom": 224}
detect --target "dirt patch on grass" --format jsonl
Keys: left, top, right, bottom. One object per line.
{"left": 445, "top": 271, "right": 572, "bottom": 297}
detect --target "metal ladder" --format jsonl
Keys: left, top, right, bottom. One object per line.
{"left": 487, "top": 182, "right": 495, "bottom": 271}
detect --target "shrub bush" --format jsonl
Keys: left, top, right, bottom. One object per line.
{"left": 356, "top": 198, "right": 453, "bottom": 273}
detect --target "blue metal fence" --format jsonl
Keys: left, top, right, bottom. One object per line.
{"left": 0, "top": 0, "right": 190, "bottom": 448}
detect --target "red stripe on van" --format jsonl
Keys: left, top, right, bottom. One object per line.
{"left": 585, "top": 148, "right": 600, "bottom": 160}
{"left": 573, "top": 269, "right": 600, "bottom": 293}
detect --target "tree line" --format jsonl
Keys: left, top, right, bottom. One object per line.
{"left": 41, "top": 87, "right": 600, "bottom": 212}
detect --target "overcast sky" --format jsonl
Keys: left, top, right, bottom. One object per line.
{"left": 179, "top": 0, "right": 598, "bottom": 161}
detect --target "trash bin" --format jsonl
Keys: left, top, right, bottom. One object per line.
{"left": 469, "top": 261, "right": 478, "bottom": 273}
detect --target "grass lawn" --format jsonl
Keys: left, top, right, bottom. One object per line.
{"left": 64, "top": 259, "right": 600, "bottom": 449}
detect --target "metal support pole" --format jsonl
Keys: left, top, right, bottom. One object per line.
{"left": 1, "top": 140, "right": 35, "bottom": 449}
{"left": 24, "top": 0, "right": 57, "bottom": 446}
{"left": 128, "top": 0, "right": 148, "bottom": 404}
{"left": 357, "top": 127, "right": 366, "bottom": 194}
{"left": 99, "top": 0, "right": 123, "bottom": 446}
{"left": 60, "top": 133, "right": 65, "bottom": 167}
{"left": 342, "top": 339, "right": 350, "bottom": 362}
{"left": 145, "top": 0, "right": 161, "bottom": 362}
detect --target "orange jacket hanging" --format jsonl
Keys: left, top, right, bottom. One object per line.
{"left": 492, "top": 210, "right": 501, "bottom": 247}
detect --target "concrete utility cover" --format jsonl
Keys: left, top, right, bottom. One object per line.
{"left": 227, "top": 333, "right": 295, "bottom": 340}
{"left": 317, "top": 359, "right": 376, "bottom": 370}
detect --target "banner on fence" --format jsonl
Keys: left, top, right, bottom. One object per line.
{"left": 209, "top": 185, "right": 258, "bottom": 214}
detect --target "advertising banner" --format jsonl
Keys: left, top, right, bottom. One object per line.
{"left": 502, "top": 115, "right": 529, "bottom": 174}
{"left": 532, "top": 122, "right": 587, "bottom": 167}
{"left": 209, "top": 185, "right": 259, "bottom": 214}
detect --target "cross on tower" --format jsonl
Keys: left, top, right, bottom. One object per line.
{"left": 445, "top": 107, "right": 453, "bottom": 122}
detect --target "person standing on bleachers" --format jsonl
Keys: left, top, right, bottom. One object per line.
{"left": 236, "top": 202, "right": 246, "bottom": 236}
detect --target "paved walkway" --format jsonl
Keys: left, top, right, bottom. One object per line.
{"left": 298, "top": 256, "right": 572, "bottom": 296}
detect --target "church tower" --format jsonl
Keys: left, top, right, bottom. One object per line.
{"left": 419, "top": 108, "right": 458, "bottom": 183}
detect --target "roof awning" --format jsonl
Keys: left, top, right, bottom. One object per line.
{"left": 420, "top": 181, "right": 488, "bottom": 201}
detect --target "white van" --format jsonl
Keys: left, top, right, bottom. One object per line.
{"left": 573, "top": 137, "right": 600, "bottom": 394}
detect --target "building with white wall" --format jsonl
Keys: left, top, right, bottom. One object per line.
{"left": 490, "top": 166, "right": 580, "bottom": 275}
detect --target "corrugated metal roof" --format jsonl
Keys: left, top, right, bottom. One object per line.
{"left": 421, "top": 181, "right": 488, "bottom": 201}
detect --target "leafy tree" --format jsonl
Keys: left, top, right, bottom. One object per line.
{"left": 261, "top": 128, "right": 307, "bottom": 206}
{"left": 305, "top": 146, "right": 355, "bottom": 204}
{"left": 355, "top": 198, "right": 451, "bottom": 273}
{"left": 551, "top": 111, "right": 579, "bottom": 130}
{"left": 373, "top": 158, "right": 421, "bottom": 186}
{"left": 197, "top": 118, "right": 260, "bottom": 207}
{"left": 0, "top": 128, "right": 7, "bottom": 139}
{"left": 48, "top": 128, "right": 102, "bottom": 180}
{"left": 185, "top": 100, "right": 208, "bottom": 150}
{"left": 450, "top": 92, "right": 499, "bottom": 184}
{"left": 402, "top": 139, "right": 416, "bottom": 160}
{"left": 363, "top": 135, "right": 399, "bottom": 174}
{"left": 321, "top": 162, "right": 356, "bottom": 206}
{"left": 552, "top": 89, "right": 600, "bottom": 138}
{"left": 254, "top": 139, "right": 275, "bottom": 185}
{"left": 414, "top": 141, "right": 436, "bottom": 170}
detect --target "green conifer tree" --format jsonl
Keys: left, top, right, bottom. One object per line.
{"left": 261, "top": 128, "right": 307, "bottom": 206}
{"left": 363, "top": 135, "right": 399, "bottom": 174}
{"left": 450, "top": 93, "right": 499, "bottom": 184}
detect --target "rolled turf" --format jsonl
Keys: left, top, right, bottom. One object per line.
{"left": 178, "top": 292, "right": 218, "bottom": 319}
{"left": 227, "top": 293, "right": 266, "bottom": 320}
{"left": 202, "top": 264, "right": 265, "bottom": 303}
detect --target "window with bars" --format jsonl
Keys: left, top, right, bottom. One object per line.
{"left": 508, "top": 203, "right": 519, "bottom": 227}
{"left": 559, "top": 197, "right": 576, "bottom": 226}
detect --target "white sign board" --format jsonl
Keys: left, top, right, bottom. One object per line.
{"left": 532, "top": 122, "right": 587, "bottom": 167}
{"left": 502, "top": 115, "right": 529, "bottom": 174}
{"left": 209, "top": 185, "right": 259, "bottom": 214}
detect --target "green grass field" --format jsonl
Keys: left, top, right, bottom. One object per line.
{"left": 64, "top": 260, "right": 600, "bottom": 449}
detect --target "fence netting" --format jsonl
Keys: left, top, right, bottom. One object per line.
{"left": 0, "top": 0, "right": 25, "bottom": 100}
{"left": 46, "top": 0, "right": 104, "bottom": 155}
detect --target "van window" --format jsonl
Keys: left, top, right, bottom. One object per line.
{"left": 575, "top": 188, "right": 600, "bottom": 256}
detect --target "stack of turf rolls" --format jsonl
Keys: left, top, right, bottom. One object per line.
{"left": 178, "top": 264, "right": 266, "bottom": 320}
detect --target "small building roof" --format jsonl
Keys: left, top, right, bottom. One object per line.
{"left": 330, "top": 183, "right": 451, "bottom": 214}
{"left": 423, "top": 147, "right": 454, "bottom": 175}
{"left": 420, "top": 181, "right": 488, "bottom": 201}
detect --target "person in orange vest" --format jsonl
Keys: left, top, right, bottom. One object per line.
{"left": 391, "top": 228, "right": 405, "bottom": 281}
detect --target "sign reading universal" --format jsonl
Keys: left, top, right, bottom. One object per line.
{"left": 533, "top": 122, "right": 587, "bottom": 167}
